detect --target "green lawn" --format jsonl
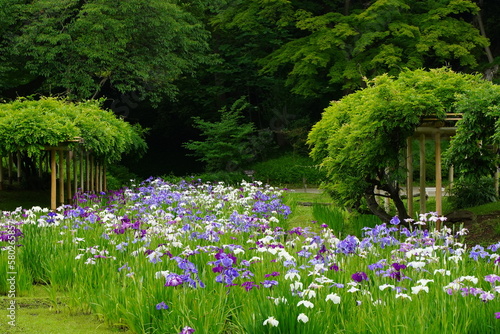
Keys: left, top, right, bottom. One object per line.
{"left": 0, "top": 287, "right": 131, "bottom": 334}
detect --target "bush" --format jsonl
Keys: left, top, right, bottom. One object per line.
{"left": 183, "top": 97, "right": 257, "bottom": 172}
{"left": 177, "top": 171, "right": 252, "bottom": 186}
{"left": 250, "top": 153, "right": 325, "bottom": 186}
{"left": 449, "top": 176, "right": 497, "bottom": 210}
{"left": 106, "top": 164, "right": 138, "bottom": 190}
{"left": 312, "top": 204, "right": 381, "bottom": 237}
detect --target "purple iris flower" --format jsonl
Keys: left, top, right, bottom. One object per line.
{"left": 265, "top": 271, "right": 280, "bottom": 278}
{"left": 156, "top": 301, "right": 169, "bottom": 310}
{"left": 392, "top": 263, "right": 407, "bottom": 271}
{"left": 241, "top": 281, "right": 260, "bottom": 291}
{"left": 261, "top": 280, "right": 278, "bottom": 288}
{"left": 165, "top": 274, "right": 184, "bottom": 287}
{"left": 352, "top": 271, "right": 369, "bottom": 282}
{"left": 390, "top": 216, "right": 400, "bottom": 225}
{"left": 179, "top": 326, "right": 195, "bottom": 334}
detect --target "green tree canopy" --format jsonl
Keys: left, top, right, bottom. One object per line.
{"left": 215, "top": 0, "right": 489, "bottom": 96}
{"left": 307, "top": 68, "right": 500, "bottom": 222}
{"left": 0, "top": 0, "right": 215, "bottom": 102}
{"left": 0, "top": 97, "right": 147, "bottom": 163}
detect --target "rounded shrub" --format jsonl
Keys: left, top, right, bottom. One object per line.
{"left": 449, "top": 176, "right": 497, "bottom": 210}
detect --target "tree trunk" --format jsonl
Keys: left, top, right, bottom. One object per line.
{"left": 385, "top": 181, "right": 410, "bottom": 221}
{"left": 365, "top": 180, "right": 410, "bottom": 225}
{"left": 476, "top": 0, "right": 498, "bottom": 81}
{"left": 364, "top": 190, "right": 392, "bottom": 222}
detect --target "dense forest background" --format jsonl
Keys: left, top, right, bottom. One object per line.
{"left": 1, "top": 0, "right": 499, "bottom": 180}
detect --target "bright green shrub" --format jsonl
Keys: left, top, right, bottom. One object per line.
{"left": 0, "top": 97, "right": 147, "bottom": 162}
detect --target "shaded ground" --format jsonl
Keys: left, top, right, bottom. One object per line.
{"left": 445, "top": 210, "right": 500, "bottom": 246}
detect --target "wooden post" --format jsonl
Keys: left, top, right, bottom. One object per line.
{"left": 98, "top": 162, "right": 103, "bottom": 192}
{"left": 384, "top": 196, "right": 390, "bottom": 213}
{"left": 66, "top": 151, "right": 72, "bottom": 203}
{"left": 103, "top": 164, "right": 107, "bottom": 192}
{"left": 406, "top": 137, "right": 413, "bottom": 218}
{"left": 495, "top": 145, "right": 499, "bottom": 199}
{"left": 435, "top": 130, "right": 442, "bottom": 230}
{"left": 73, "top": 150, "right": 78, "bottom": 195}
{"left": 94, "top": 159, "right": 99, "bottom": 193}
{"left": 0, "top": 155, "right": 3, "bottom": 191}
{"left": 8, "top": 153, "right": 13, "bottom": 185}
{"left": 38, "top": 154, "right": 43, "bottom": 178}
{"left": 90, "top": 155, "right": 95, "bottom": 192}
{"left": 86, "top": 152, "right": 90, "bottom": 192}
{"left": 45, "top": 151, "right": 49, "bottom": 176}
{"left": 51, "top": 149, "right": 57, "bottom": 210}
{"left": 495, "top": 166, "right": 499, "bottom": 199}
{"left": 16, "top": 152, "right": 21, "bottom": 182}
{"left": 449, "top": 165, "right": 454, "bottom": 193}
{"left": 80, "top": 150, "right": 84, "bottom": 191}
{"left": 59, "top": 150, "right": 65, "bottom": 206}
{"left": 419, "top": 134, "right": 426, "bottom": 214}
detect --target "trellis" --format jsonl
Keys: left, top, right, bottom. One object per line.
{"left": 0, "top": 138, "right": 107, "bottom": 210}
{"left": 405, "top": 115, "right": 458, "bottom": 230}
{"left": 405, "top": 113, "right": 499, "bottom": 229}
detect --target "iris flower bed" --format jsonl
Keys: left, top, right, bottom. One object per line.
{"left": 1, "top": 178, "right": 500, "bottom": 333}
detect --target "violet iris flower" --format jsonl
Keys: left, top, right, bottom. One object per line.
{"left": 352, "top": 271, "right": 369, "bottom": 282}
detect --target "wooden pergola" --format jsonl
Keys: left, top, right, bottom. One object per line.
{"left": 405, "top": 114, "right": 461, "bottom": 226}
{"left": 0, "top": 138, "right": 107, "bottom": 210}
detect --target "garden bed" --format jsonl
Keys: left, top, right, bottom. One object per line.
{"left": 1, "top": 179, "right": 500, "bottom": 333}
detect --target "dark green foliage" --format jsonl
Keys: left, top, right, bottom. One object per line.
{"left": 184, "top": 171, "right": 252, "bottom": 186}
{"left": 0, "top": 0, "right": 215, "bottom": 102}
{"left": 449, "top": 177, "right": 497, "bottom": 210}
{"left": 237, "top": 0, "right": 488, "bottom": 95}
{"left": 183, "top": 98, "right": 258, "bottom": 172}
{"left": 105, "top": 164, "right": 138, "bottom": 190}
{"left": 250, "top": 153, "right": 325, "bottom": 186}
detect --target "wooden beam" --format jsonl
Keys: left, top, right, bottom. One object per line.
{"left": 414, "top": 127, "right": 456, "bottom": 137}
